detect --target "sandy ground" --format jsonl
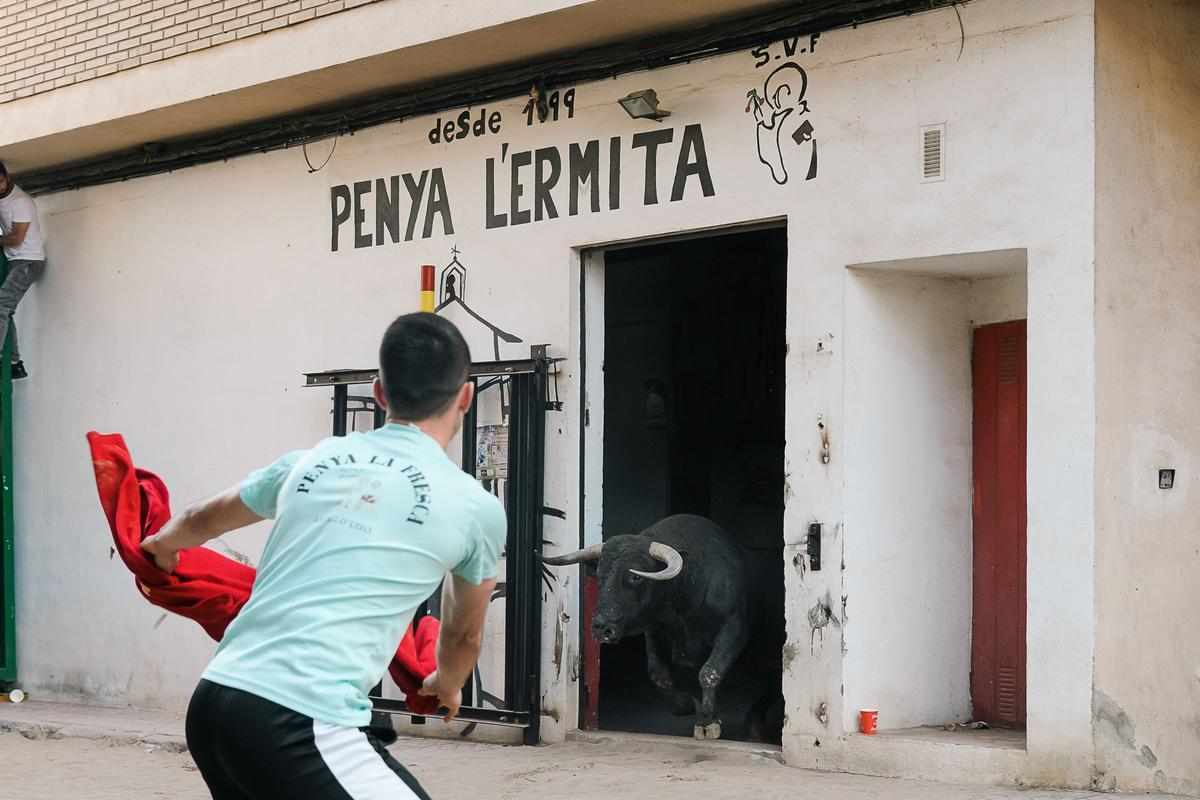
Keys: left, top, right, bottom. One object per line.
{"left": 0, "top": 730, "right": 1169, "bottom": 800}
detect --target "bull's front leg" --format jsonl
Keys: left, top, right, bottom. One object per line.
{"left": 694, "top": 620, "right": 748, "bottom": 740}
{"left": 645, "top": 629, "right": 697, "bottom": 716}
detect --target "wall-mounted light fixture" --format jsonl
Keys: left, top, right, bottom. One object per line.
{"left": 618, "top": 89, "right": 670, "bottom": 121}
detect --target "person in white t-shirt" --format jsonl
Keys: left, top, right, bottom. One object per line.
{"left": 0, "top": 160, "right": 46, "bottom": 380}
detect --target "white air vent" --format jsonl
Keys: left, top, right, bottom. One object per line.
{"left": 920, "top": 123, "right": 946, "bottom": 182}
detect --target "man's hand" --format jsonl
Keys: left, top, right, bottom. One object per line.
{"left": 427, "top": 574, "right": 497, "bottom": 723}
{"left": 138, "top": 485, "right": 263, "bottom": 574}
{"left": 141, "top": 532, "right": 181, "bottom": 573}
{"left": 418, "top": 670, "right": 463, "bottom": 723}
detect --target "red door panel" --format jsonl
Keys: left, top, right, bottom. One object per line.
{"left": 971, "top": 321, "right": 1027, "bottom": 729}
{"left": 582, "top": 574, "right": 600, "bottom": 729}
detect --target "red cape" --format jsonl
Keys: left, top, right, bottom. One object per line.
{"left": 87, "top": 431, "right": 440, "bottom": 715}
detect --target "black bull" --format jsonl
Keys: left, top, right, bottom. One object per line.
{"left": 543, "top": 514, "right": 751, "bottom": 740}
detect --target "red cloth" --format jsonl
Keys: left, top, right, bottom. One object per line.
{"left": 87, "top": 431, "right": 442, "bottom": 715}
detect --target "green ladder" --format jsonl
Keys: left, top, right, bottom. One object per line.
{"left": 0, "top": 250, "right": 15, "bottom": 682}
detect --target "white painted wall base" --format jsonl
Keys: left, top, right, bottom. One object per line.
{"left": 792, "top": 733, "right": 1031, "bottom": 788}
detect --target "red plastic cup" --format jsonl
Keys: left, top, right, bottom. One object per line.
{"left": 860, "top": 709, "right": 879, "bottom": 735}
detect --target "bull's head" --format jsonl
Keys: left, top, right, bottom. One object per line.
{"left": 543, "top": 536, "right": 683, "bottom": 644}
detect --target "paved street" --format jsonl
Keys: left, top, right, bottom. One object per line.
{"left": 1, "top": 701, "right": 1193, "bottom": 800}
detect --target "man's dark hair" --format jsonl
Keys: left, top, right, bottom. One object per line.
{"left": 379, "top": 313, "right": 471, "bottom": 420}
{"left": 0, "top": 161, "right": 7, "bottom": 178}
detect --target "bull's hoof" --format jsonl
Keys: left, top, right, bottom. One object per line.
{"left": 669, "top": 693, "right": 698, "bottom": 716}
{"left": 693, "top": 721, "right": 722, "bottom": 740}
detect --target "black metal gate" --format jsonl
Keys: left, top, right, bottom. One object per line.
{"left": 304, "top": 347, "right": 551, "bottom": 745}
{"left": 0, "top": 252, "right": 15, "bottom": 684}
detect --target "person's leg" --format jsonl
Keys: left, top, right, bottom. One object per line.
{"left": 305, "top": 721, "right": 433, "bottom": 799}
{"left": 0, "top": 260, "right": 44, "bottom": 363}
{"left": 360, "top": 728, "right": 434, "bottom": 800}
{"left": 186, "top": 680, "right": 255, "bottom": 800}
{"left": 203, "top": 682, "right": 433, "bottom": 799}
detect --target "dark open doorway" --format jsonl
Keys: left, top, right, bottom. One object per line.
{"left": 589, "top": 227, "right": 787, "bottom": 743}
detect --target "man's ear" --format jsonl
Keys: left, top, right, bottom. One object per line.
{"left": 457, "top": 381, "right": 475, "bottom": 413}
{"left": 372, "top": 378, "right": 389, "bottom": 413}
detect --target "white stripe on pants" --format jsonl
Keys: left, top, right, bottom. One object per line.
{"left": 312, "top": 720, "right": 422, "bottom": 800}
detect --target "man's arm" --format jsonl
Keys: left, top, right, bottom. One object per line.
{"left": 418, "top": 573, "right": 497, "bottom": 722}
{"left": 0, "top": 221, "right": 29, "bottom": 249}
{"left": 141, "top": 484, "right": 264, "bottom": 572}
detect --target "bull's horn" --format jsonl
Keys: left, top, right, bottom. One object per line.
{"left": 630, "top": 542, "right": 683, "bottom": 581}
{"left": 541, "top": 543, "right": 604, "bottom": 566}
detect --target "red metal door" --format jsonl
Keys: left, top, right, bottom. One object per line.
{"left": 971, "top": 320, "right": 1027, "bottom": 729}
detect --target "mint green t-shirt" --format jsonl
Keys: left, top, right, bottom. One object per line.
{"left": 201, "top": 423, "right": 507, "bottom": 727}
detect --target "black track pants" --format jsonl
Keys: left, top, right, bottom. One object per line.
{"left": 186, "top": 679, "right": 433, "bottom": 800}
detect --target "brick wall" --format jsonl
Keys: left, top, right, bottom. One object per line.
{"left": 0, "top": 0, "right": 382, "bottom": 103}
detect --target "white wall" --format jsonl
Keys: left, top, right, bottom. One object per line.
{"left": 970, "top": 272, "right": 1027, "bottom": 327}
{"left": 843, "top": 269, "right": 974, "bottom": 731}
{"left": 842, "top": 262, "right": 1026, "bottom": 733}
{"left": 11, "top": 0, "right": 1098, "bottom": 783}
{"left": 1093, "top": 0, "right": 1200, "bottom": 793}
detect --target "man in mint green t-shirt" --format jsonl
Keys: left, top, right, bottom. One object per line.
{"left": 143, "top": 314, "right": 504, "bottom": 800}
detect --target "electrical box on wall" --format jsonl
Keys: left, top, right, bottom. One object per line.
{"left": 807, "top": 523, "right": 822, "bottom": 570}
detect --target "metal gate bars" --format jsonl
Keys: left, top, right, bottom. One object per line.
{"left": 304, "top": 346, "right": 552, "bottom": 745}
{"left": 0, "top": 251, "right": 15, "bottom": 684}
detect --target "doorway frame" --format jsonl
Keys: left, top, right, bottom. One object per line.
{"left": 575, "top": 218, "right": 788, "bottom": 731}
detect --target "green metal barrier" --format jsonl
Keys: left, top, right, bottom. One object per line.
{"left": 0, "top": 250, "right": 14, "bottom": 682}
